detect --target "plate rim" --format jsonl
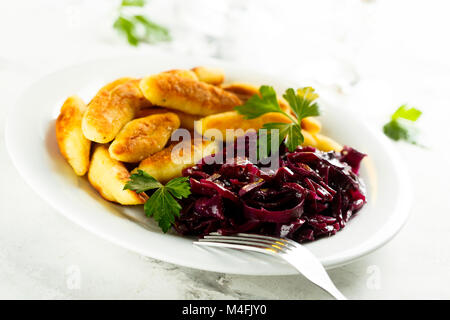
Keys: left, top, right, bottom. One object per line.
{"left": 4, "top": 53, "right": 412, "bottom": 275}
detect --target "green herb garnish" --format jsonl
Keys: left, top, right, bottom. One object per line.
{"left": 383, "top": 105, "right": 422, "bottom": 145}
{"left": 235, "top": 86, "right": 320, "bottom": 156}
{"left": 121, "top": 0, "right": 146, "bottom": 7}
{"left": 124, "top": 170, "right": 190, "bottom": 232}
{"left": 114, "top": 0, "right": 171, "bottom": 46}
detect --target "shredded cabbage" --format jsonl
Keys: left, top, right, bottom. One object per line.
{"left": 175, "top": 143, "right": 366, "bottom": 243}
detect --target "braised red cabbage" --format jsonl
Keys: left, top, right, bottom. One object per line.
{"left": 175, "top": 143, "right": 367, "bottom": 243}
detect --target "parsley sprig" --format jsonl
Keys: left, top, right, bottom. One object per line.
{"left": 124, "top": 170, "right": 190, "bottom": 232}
{"left": 383, "top": 105, "right": 422, "bottom": 145}
{"left": 113, "top": 0, "right": 171, "bottom": 46}
{"left": 235, "top": 86, "right": 320, "bottom": 155}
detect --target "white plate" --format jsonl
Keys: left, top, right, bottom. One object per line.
{"left": 5, "top": 53, "right": 412, "bottom": 275}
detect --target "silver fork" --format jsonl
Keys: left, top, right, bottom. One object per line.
{"left": 193, "top": 233, "right": 346, "bottom": 300}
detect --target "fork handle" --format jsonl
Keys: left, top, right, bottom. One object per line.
{"left": 324, "top": 286, "right": 347, "bottom": 300}
{"left": 281, "top": 254, "right": 347, "bottom": 300}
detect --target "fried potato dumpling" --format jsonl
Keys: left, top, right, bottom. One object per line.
{"left": 196, "top": 110, "right": 326, "bottom": 149}
{"left": 191, "top": 66, "right": 225, "bottom": 85}
{"left": 195, "top": 111, "right": 292, "bottom": 141}
{"left": 222, "top": 83, "right": 259, "bottom": 102}
{"left": 139, "top": 73, "right": 242, "bottom": 116}
{"left": 313, "top": 133, "right": 342, "bottom": 152}
{"left": 88, "top": 145, "right": 148, "bottom": 205}
{"left": 222, "top": 82, "right": 291, "bottom": 114}
{"left": 82, "top": 79, "right": 152, "bottom": 143}
{"left": 56, "top": 95, "right": 91, "bottom": 176}
{"left": 136, "top": 107, "right": 201, "bottom": 131}
{"left": 97, "top": 77, "right": 134, "bottom": 92}
{"left": 165, "top": 69, "right": 198, "bottom": 81}
{"left": 301, "top": 117, "right": 322, "bottom": 134}
{"left": 109, "top": 112, "right": 180, "bottom": 163}
{"left": 301, "top": 130, "right": 318, "bottom": 148}
{"left": 133, "top": 140, "right": 217, "bottom": 183}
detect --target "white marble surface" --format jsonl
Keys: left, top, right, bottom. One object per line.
{"left": 1, "top": 0, "right": 450, "bottom": 299}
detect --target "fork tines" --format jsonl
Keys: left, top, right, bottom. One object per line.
{"left": 194, "top": 232, "right": 297, "bottom": 254}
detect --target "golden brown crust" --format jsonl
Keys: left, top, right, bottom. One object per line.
{"left": 109, "top": 112, "right": 180, "bottom": 163}
{"left": 136, "top": 107, "right": 201, "bottom": 131}
{"left": 222, "top": 82, "right": 259, "bottom": 102}
{"left": 133, "top": 139, "right": 217, "bottom": 183}
{"left": 95, "top": 77, "right": 134, "bottom": 94}
{"left": 191, "top": 66, "right": 225, "bottom": 85}
{"left": 301, "top": 117, "right": 322, "bottom": 134}
{"left": 139, "top": 73, "right": 242, "bottom": 116}
{"left": 165, "top": 69, "right": 198, "bottom": 80}
{"left": 82, "top": 78, "right": 152, "bottom": 143}
{"left": 55, "top": 95, "right": 91, "bottom": 176}
{"left": 88, "top": 144, "right": 147, "bottom": 205}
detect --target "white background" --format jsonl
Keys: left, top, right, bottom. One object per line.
{"left": 1, "top": 0, "right": 449, "bottom": 299}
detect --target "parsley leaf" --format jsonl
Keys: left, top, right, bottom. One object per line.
{"left": 124, "top": 170, "right": 162, "bottom": 193}
{"left": 124, "top": 171, "right": 191, "bottom": 233}
{"left": 263, "top": 122, "right": 292, "bottom": 144}
{"left": 283, "top": 87, "right": 320, "bottom": 119}
{"left": 235, "top": 85, "right": 321, "bottom": 153}
{"left": 259, "top": 122, "right": 287, "bottom": 158}
{"left": 144, "top": 188, "right": 181, "bottom": 233}
{"left": 235, "top": 86, "right": 283, "bottom": 119}
{"left": 113, "top": 16, "right": 139, "bottom": 46}
{"left": 383, "top": 105, "right": 422, "bottom": 145}
{"left": 262, "top": 122, "right": 302, "bottom": 153}
{"left": 383, "top": 119, "right": 414, "bottom": 142}
{"left": 114, "top": 0, "right": 171, "bottom": 46}
{"left": 283, "top": 123, "right": 303, "bottom": 152}
{"left": 165, "top": 177, "right": 191, "bottom": 199}
{"left": 391, "top": 104, "right": 422, "bottom": 121}
{"left": 121, "top": 0, "right": 145, "bottom": 7}
{"left": 133, "top": 15, "right": 171, "bottom": 43}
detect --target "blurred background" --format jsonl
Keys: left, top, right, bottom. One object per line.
{"left": 1, "top": 0, "right": 449, "bottom": 299}
{"left": 2, "top": 0, "right": 449, "bottom": 143}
